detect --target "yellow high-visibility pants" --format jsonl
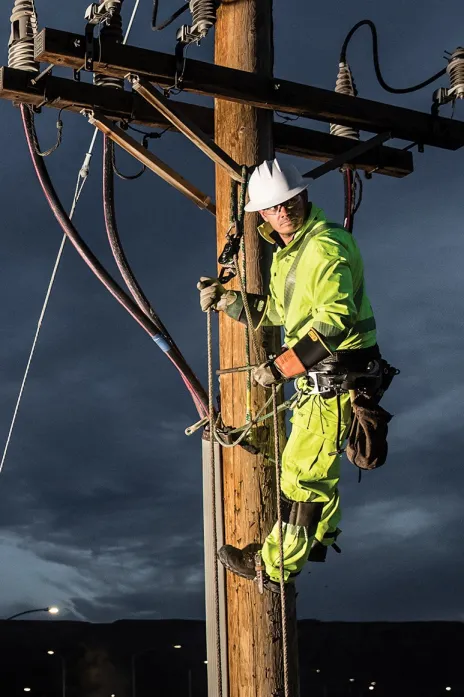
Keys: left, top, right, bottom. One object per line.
{"left": 261, "top": 391, "right": 352, "bottom": 583}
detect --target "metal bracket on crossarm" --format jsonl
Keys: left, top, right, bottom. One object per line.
{"left": 83, "top": 2, "right": 120, "bottom": 71}
{"left": 303, "top": 131, "right": 392, "bottom": 180}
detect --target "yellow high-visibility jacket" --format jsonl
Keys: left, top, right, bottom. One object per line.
{"left": 257, "top": 205, "right": 377, "bottom": 351}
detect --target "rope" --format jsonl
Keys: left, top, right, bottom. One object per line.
{"left": 213, "top": 391, "right": 275, "bottom": 448}
{"left": 240, "top": 237, "right": 252, "bottom": 421}
{"left": 230, "top": 167, "right": 260, "bottom": 376}
{"left": 207, "top": 309, "right": 223, "bottom": 697}
{"left": 272, "top": 384, "right": 290, "bottom": 697}
{"left": 124, "top": 0, "right": 141, "bottom": 41}
{"left": 0, "top": 170, "right": 87, "bottom": 474}
{"left": 0, "top": 0, "right": 142, "bottom": 474}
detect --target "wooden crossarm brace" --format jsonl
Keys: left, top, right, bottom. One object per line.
{"left": 86, "top": 110, "right": 216, "bottom": 216}
{"left": 128, "top": 74, "right": 244, "bottom": 183}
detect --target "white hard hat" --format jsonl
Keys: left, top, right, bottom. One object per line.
{"left": 244, "top": 159, "right": 308, "bottom": 212}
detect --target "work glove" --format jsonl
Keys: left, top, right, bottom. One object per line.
{"left": 197, "top": 277, "right": 236, "bottom": 313}
{"left": 251, "top": 361, "right": 283, "bottom": 388}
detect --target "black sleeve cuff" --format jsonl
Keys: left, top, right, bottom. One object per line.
{"left": 293, "top": 329, "right": 331, "bottom": 370}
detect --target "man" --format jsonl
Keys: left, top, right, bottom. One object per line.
{"left": 198, "top": 159, "right": 380, "bottom": 592}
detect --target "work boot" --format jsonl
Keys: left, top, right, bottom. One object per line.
{"left": 217, "top": 543, "right": 262, "bottom": 580}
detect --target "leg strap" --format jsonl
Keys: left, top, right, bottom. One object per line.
{"left": 281, "top": 495, "right": 323, "bottom": 536}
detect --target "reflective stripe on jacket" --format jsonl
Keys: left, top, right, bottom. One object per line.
{"left": 258, "top": 205, "right": 377, "bottom": 351}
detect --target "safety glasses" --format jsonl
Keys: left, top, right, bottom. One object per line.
{"left": 262, "top": 194, "right": 304, "bottom": 215}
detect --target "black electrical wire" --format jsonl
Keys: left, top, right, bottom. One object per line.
{"left": 22, "top": 104, "right": 209, "bottom": 418}
{"left": 103, "top": 136, "right": 168, "bottom": 329}
{"left": 152, "top": 0, "right": 189, "bottom": 31}
{"left": 353, "top": 171, "right": 363, "bottom": 215}
{"left": 111, "top": 138, "right": 146, "bottom": 180}
{"left": 102, "top": 135, "right": 207, "bottom": 415}
{"left": 343, "top": 169, "right": 354, "bottom": 233}
{"left": 340, "top": 19, "right": 446, "bottom": 94}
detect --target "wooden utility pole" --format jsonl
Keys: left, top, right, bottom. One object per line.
{"left": 214, "top": 3, "right": 299, "bottom": 697}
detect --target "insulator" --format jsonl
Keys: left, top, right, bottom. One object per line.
{"left": 93, "top": 9, "right": 124, "bottom": 89}
{"left": 8, "top": 0, "right": 39, "bottom": 72}
{"left": 330, "top": 62, "right": 359, "bottom": 141}
{"left": 447, "top": 47, "right": 464, "bottom": 100}
{"left": 189, "top": 0, "right": 217, "bottom": 39}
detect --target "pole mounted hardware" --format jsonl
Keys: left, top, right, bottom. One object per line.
{"left": 127, "top": 74, "right": 244, "bottom": 182}
{"left": 33, "top": 28, "right": 464, "bottom": 151}
{"left": 432, "top": 47, "right": 464, "bottom": 115}
{"left": 176, "top": 0, "right": 217, "bottom": 46}
{"left": 84, "top": 1, "right": 122, "bottom": 71}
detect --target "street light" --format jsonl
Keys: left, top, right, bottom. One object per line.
{"left": 6, "top": 606, "right": 60, "bottom": 620}
{"left": 47, "top": 649, "right": 66, "bottom": 697}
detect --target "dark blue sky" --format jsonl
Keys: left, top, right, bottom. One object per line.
{"left": 0, "top": 0, "right": 463, "bottom": 623}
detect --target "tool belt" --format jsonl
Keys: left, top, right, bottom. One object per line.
{"left": 298, "top": 344, "right": 399, "bottom": 471}
{"left": 304, "top": 344, "right": 383, "bottom": 398}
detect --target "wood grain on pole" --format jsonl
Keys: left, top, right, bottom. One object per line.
{"left": 215, "top": 2, "right": 299, "bottom": 697}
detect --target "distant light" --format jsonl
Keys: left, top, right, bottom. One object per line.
{"left": 47, "top": 650, "right": 55, "bottom": 655}
{"left": 111, "top": 694, "right": 116, "bottom": 696}
{"left": 368, "top": 687, "right": 375, "bottom": 691}
{"left": 173, "top": 645, "right": 182, "bottom": 649}
{"left": 446, "top": 688, "right": 452, "bottom": 692}
{"left": 48, "top": 607, "right": 59, "bottom": 615}
{"left": 204, "top": 661, "right": 208, "bottom": 665}
{"left": 24, "top": 689, "right": 31, "bottom": 693}
{"left": 349, "top": 679, "right": 355, "bottom": 683}
{"left": 315, "top": 669, "right": 321, "bottom": 673}
{"left": 371, "top": 682, "right": 377, "bottom": 686}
